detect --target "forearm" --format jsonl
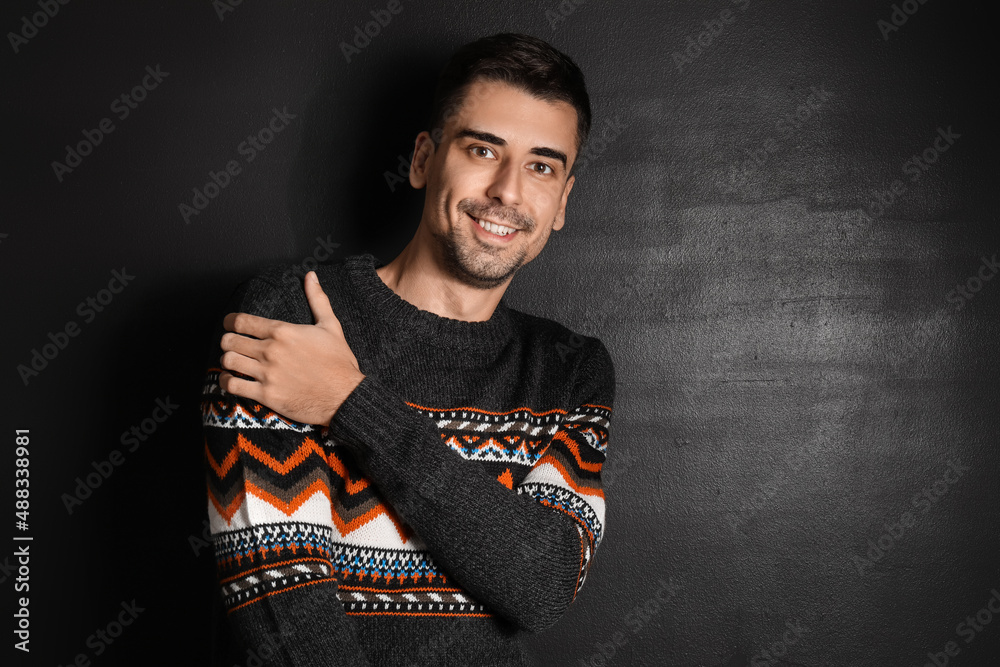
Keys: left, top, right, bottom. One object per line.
{"left": 324, "top": 373, "right": 587, "bottom": 632}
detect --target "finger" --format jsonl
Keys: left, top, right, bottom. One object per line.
{"left": 223, "top": 311, "right": 280, "bottom": 339}
{"left": 218, "top": 371, "right": 264, "bottom": 403}
{"left": 220, "top": 350, "right": 264, "bottom": 381}
{"left": 304, "top": 271, "right": 338, "bottom": 327}
{"left": 220, "top": 331, "right": 267, "bottom": 360}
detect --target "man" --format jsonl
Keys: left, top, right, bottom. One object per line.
{"left": 200, "top": 32, "right": 616, "bottom": 666}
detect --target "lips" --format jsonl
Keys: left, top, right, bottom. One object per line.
{"left": 468, "top": 212, "right": 519, "bottom": 238}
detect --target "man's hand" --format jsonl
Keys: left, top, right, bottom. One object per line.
{"left": 218, "top": 271, "right": 365, "bottom": 427}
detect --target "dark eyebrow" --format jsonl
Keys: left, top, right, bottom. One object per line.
{"left": 529, "top": 146, "right": 568, "bottom": 169}
{"left": 455, "top": 127, "right": 568, "bottom": 170}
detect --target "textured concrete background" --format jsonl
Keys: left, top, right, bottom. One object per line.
{"left": 3, "top": 1, "right": 997, "bottom": 665}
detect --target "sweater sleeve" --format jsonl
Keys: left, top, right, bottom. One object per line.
{"left": 324, "top": 337, "right": 616, "bottom": 632}
{"left": 201, "top": 276, "right": 371, "bottom": 667}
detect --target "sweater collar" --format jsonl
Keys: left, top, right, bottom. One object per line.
{"left": 344, "top": 253, "right": 514, "bottom": 350}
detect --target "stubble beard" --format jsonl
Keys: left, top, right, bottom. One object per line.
{"left": 433, "top": 200, "right": 536, "bottom": 290}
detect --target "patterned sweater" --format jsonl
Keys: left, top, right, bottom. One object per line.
{"left": 200, "top": 253, "right": 616, "bottom": 666}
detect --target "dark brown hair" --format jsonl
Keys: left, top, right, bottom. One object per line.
{"left": 427, "top": 33, "right": 592, "bottom": 172}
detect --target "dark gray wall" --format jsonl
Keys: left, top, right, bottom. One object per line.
{"left": 3, "top": 1, "right": 997, "bottom": 665}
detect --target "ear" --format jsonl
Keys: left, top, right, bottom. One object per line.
{"left": 552, "top": 173, "right": 575, "bottom": 232}
{"left": 408, "top": 131, "right": 436, "bottom": 189}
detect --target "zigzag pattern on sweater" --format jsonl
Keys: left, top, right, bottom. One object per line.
{"left": 338, "top": 586, "right": 489, "bottom": 616}
{"left": 205, "top": 430, "right": 413, "bottom": 543}
{"left": 416, "top": 403, "right": 610, "bottom": 466}
{"left": 214, "top": 521, "right": 336, "bottom": 565}
{"left": 203, "top": 370, "right": 487, "bottom": 616}
{"left": 221, "top": 556, "right": 332, "bottom": 611}
{"left": 433, "top": 409, "right": 560, "bottom": 467}
{"left": 213, "top": 520, "right": 490, "bottom": 615}
{"left": 214, "top": 522, "right": 458, "bottom": 584}
{"left": 562, "top": 405, "right": 612, "bottom": 455}
{"left": 518, "top": 482, "right": 603, "bottom": 549}
{"left": 203, "top": 368, "right": 611, "bottom": 616}
{"left": 202, "top": 373, "right": 316, "bottom": 433}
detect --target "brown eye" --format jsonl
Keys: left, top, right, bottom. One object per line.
{"left": 533, "top": 163, "right": 554, "bottom": 175}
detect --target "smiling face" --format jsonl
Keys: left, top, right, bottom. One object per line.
{"left": 409, "top": 78, "right": 580, "bottom": 289}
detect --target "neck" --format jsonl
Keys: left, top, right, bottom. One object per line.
{"left": 375, "top": 233, "right": 512, "bottom": 323}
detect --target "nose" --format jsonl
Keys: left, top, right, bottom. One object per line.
{"left": 485, "top": 158, "right": 523, "bottom": 208}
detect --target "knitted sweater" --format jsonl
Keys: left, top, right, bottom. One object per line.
{"left": 200, "top": 253, "right": 616, "bottom": 666}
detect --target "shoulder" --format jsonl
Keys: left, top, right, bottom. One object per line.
{"left": 508, "top": 308, "right": 616, "bottom": 408}
{"left": 225, "top": 260, "right": 350, "bottom": 325}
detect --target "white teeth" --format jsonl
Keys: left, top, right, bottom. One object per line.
{"left": 474, "top": 217, "right": 515, "bottom": 236}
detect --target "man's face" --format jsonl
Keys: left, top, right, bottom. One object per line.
{"left": 411, "top": 78, "right": 579, "bottom": 290}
